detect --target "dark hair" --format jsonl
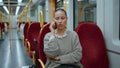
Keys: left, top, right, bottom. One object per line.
{"left": 54, "top": 8, "right": 67, "bottom": 17}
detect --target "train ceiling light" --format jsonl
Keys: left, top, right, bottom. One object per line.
{"left": 15, "top": 0, "right": 23, "bottom": 15}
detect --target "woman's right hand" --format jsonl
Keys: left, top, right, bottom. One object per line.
{"left": 49, "top": 19, "right": 57, "bottom": 34}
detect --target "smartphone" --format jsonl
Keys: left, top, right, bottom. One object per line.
{"left": 52, "top": 22, "right": 57, "bottom": 29}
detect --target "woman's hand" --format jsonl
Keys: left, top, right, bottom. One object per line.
{"left": 54, "top": 56, "right": 60, "bottom": 61}
{"left": 49, "top": 19, "right": 57, "bottom": 34}
{"left": 46, "top": 55, "right": 60, "bottom": 61}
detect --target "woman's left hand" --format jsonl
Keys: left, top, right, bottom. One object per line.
{"left": 46, "top": 55, "right": 60, "bottom": 61}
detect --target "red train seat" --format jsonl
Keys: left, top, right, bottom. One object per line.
{"left": 23, "top": 22, "right": 29, "bottom": 47}
{"left": 37, "top": 23, "right": 50, "bottom": 68}
{"left": 27, "top": 22, "right": 41, "bottom": 58}
{"left": 75, "top": 22, "right": 109, "bottom": 68}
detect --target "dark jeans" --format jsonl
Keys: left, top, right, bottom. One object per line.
{"left": 55, "top": 64, "right": 80, "bottom": 68}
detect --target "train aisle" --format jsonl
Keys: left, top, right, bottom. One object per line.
{"left": 0, "top": 28, "right": 33, "bottom": 68}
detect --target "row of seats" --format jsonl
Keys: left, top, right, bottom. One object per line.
{"left": 17, "top": 21, "right": 32, "bottom": 32}
{"left": 0, "top": 22, "right": 8, "bottom": 39}
{"left": 22, "top": 22, "right": 109, "bottom": 68}
{"left": 0, "top": 22, "right": 5, "bottom": 32}
{"left": 22, "top": 22, "right": 49, "bottom": 68}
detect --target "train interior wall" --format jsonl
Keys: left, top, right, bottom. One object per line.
{"left": 0, "top": 0, "right": 119, "bottom": 68}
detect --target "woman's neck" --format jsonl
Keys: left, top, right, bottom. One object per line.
{"left": 56, "top": 28, "right": 66, "bottom": 36}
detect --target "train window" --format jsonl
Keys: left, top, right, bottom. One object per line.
{"left": 84, "top": 5, "right": 96, "bottom": 22}
{"left": 30, "top": 9, "right": 35, "bottom": 17}
{"left": 56, "top": 0, "right": 63, "bottom": 8}
{"left": 74, "top": 0, "right": 96, "bottom": 28}
{"left": 30, "top": 5, "right": 38, "bottom": 22}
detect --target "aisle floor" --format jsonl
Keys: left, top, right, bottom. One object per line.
{"left": 0, "top": 28, "right": 33, "bottom": 68}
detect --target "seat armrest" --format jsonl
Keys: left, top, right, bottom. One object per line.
{"left": 38, "top": 59, "right": 45, "bottom": 68}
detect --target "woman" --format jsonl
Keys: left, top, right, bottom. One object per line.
{"left": 44, "top": 8, "right": 82, "bottom": 68}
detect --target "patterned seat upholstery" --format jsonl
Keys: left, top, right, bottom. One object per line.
{"left": 36, "top": 23, "right": 50, "bottom": 68}
{"left": 1, "top": 22, "right": 5, "bottom": 32}
{"left": 23, "top": 22, "right": 29, "bottom": 46}
{"left": 0, "top": 23, "right": 2, "bottom": 36}
{"left": 27, "top": 22, "right": 41, "bottom": 58}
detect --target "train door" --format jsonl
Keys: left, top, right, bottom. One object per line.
{"left": 10, "top": 15, "right": 17, "bottom": 29}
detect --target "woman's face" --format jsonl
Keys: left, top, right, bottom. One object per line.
{"left": 54, "top": 11, "right": 67, "bottom": 30}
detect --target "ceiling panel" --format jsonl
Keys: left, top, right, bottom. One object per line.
{"left": 0, "top": 0, "right": 29, "bottom": 15}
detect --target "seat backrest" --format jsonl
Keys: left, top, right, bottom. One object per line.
{"left": 37, "top": 23, "right": 50, "bottom": 67}
{"left": 0, "top": 23, "right": 1, "bottom": 29}
{"left": 75, "top": 22, "right": 109, "bottom": 68}
{"left": 0, "top": 22, "right": 4, "bottom": 29}
{"left": 18, "top": 22, "right": 22, "bottom": 28}
{"left": 1, "top": 22, "right": 5, "bottom": 32}
{"left": 23, "top": 22, "right": 29, "bottom": 39}
{"left": 27, "top": 23, "right": 41, "bottom": 51}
